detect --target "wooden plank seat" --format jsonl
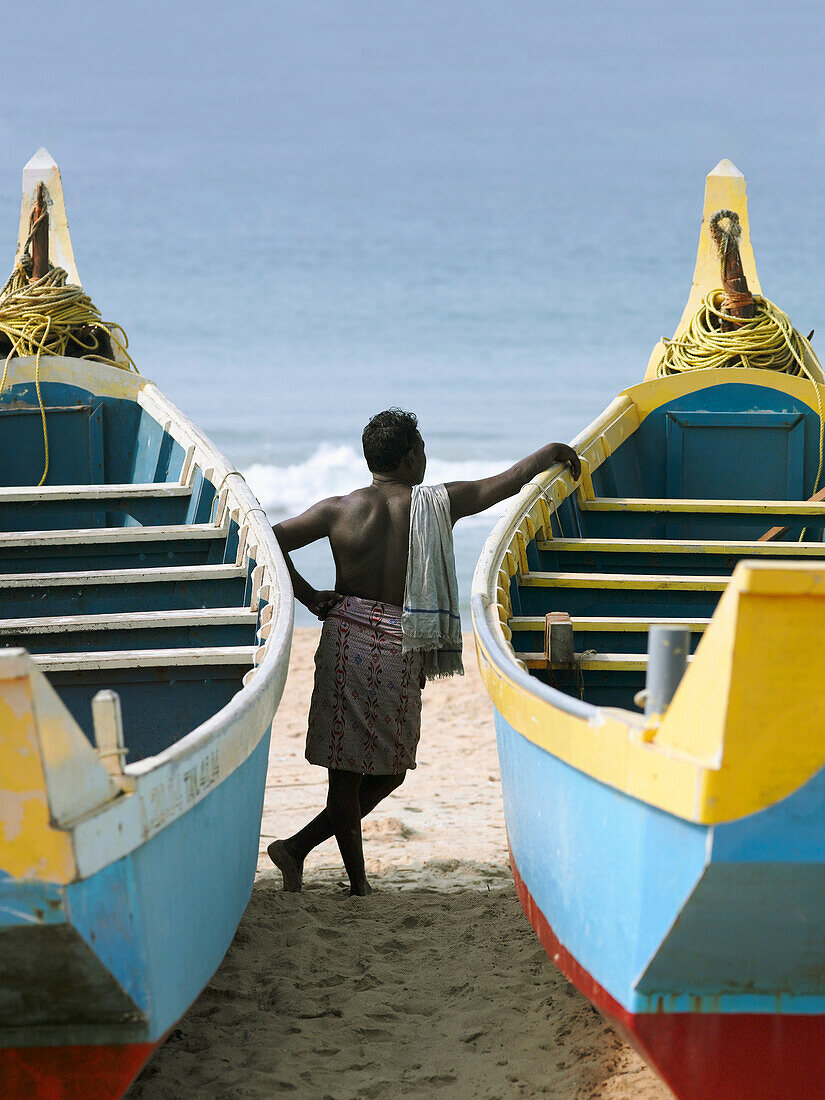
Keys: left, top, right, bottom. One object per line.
{"left": 0, "top": 563, "right": 249, "bottom": 618}
{"left": 0, "top": 607, "right": 257, "bottom": 633}
{"left": 515, "top": 570, "right": 729, "bottom": 618}
{"left": 581, "top": 497, "right": 825, "bottom": 514}
{"left": 534, "top": 536, "right": 825, "bottom": 576}
{"left": 0, "top": 482, "right": 193, "bottom": 503}
{"left": 0, "top": 522, "right": 234, "bottom": 573}
{"left": 509, "top": 615, "right": 708, "bottom": 657}
{"left": 0, "top": 607, "right": 259, "bottom": 654}
{"left": 517, "top": 651, "right": 695, "bottom": 672}
{"left": 31, "top": 646, "right": 257, "bottom": 672}
{"left": 0, "top": 481, "right": 196, "bottom": 531}
{"left": 572, "top": 498, "right": 825, "bottom": 540}
{"left": 510, "top": 615, "right": 710, "bottom": 631}
{"left": 0, "top": 521, "right": 221, "bottom": 546}
{"left": 520, "top": 571, "right": 729, "bottom": 591}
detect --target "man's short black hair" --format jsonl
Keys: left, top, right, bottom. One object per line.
{"left": 362, "top": 408, "right": 419, "bottom": 473}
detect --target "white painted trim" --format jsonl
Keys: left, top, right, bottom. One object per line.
{"left": 0, "top": 564, "right": 243, "bottom": 588}
{"left": 0, "top": 608, "right": 256, "bottom": 634}
{"left": 34, "top": 647, "right": 256, "bottom": 672}
{"left": 0, "top": 482, "right": 191, "bottom": 502}
{"left": 0, "top": 520, "right": 227, "bottom": 549}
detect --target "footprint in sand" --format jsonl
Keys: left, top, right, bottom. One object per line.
{"left": 361, "top": 816, "right": 417, "bottom": 840}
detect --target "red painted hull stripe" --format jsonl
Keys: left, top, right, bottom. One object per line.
{"left": 510, "top": 850, "right": 825, "bottom": 1100}
{"left": 0, "top": 1040, "right": 158, "bottom": 1100}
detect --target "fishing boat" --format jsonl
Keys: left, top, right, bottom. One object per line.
{"left": 472, "top": 159, "right": 825, "bottom": 1100}
{"left": 0, "top": 150, "right": 292, "bottom": 1098}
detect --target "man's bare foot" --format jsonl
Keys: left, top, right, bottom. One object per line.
{"left": 267, "top": 840, "right": 303, "bottom": 892}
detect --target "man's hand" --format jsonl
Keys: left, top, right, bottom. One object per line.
{"left": 554, "top": 443, "right": 581, "bottom": 480}
{"left": 307, "top": 590, "right": 344, "bottom": 620}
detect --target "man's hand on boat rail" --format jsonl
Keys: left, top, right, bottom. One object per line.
{"left": 552, "top": 443, "right": 581, "bottom": 480}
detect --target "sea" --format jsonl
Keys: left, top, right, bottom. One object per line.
{"left": 1, "top": 0, "right": 823, "bottom": 623}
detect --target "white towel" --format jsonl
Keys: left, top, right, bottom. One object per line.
{"left": 401, "top": 483, "right": 464, "bottom": 679}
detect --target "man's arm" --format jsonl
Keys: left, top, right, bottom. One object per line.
{"left": 272, "top": 498, "right": 343, "bottom": 619}
{"left": 446, "top": 442, "right": 580, "bottom": 524}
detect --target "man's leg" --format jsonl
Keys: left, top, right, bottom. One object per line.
{"left": 326, "top": 770, "right": 369, "bottom": 895}
{"left": 268, "top": 771, "right": 406, "bottom": 892}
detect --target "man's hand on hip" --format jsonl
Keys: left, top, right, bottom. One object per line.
{"left": 308, "top": 590, "right": 344, "bottom": 620}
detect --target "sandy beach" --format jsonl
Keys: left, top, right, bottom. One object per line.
{"left": 129, "top": 630, "right": 670, "bottom": 1099}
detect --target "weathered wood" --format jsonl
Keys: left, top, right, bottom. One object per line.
{"left": 0, "top": 607, "right": 256, "bottom": 634}
{"left": 536, "top": 536, "right": 825, "bottom": 555}
{"left": 92, "top": 690, "right": 127, "bottom": 777}
{"left": 16, "top": 147, "right": 81, "bottom": 286}
{"left": 709, "top": 209, "right": 755, "bottom": 331}
{"left": 0, "top": 481, "right": 192, "bottom": 503}
{"left": 0, "top": 563, "right": 244, "bottom": 589}
{"left": 34, "top": 646, "right": 257, "bottom": 672}
{"left": 0, "top": 520, "right": 226, "bottom": 549}
{"left": 511, "top": 615, "right": 709, "bottom": 632}
{"left": 29, "top": 181, "right": 49, "bottom": 281}
{"left": 522, "top": 571, "right": 729, "bottom": 591}
{"left": 518, "top": 651, "right": 695, "bottom": 672}
{"left": 758, "top": 485, "right": 825, "bottom": 542}
{"left": 544, "top": 611, "right": 574, "bottom": 665}
{"left": 583, "top": 497, "right": 825, "bottom": 514}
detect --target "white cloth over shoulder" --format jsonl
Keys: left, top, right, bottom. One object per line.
{"left": 401, "top": 483, "right": 464, "bottom": 679}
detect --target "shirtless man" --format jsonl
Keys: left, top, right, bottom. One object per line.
{"left": 268, "top": 408, "right": 580, "bottom": 895}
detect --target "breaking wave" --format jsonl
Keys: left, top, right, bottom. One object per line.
{"left": 243, "top": 444, "right": 515, "bottom": 525}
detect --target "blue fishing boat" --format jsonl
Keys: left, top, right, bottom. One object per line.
{"left": 0, "top": 150, "right": 292, "bottom": 1098}
{"left": 472, "top": 160, "right": 825, "bottom": 1099}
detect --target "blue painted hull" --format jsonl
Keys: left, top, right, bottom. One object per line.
{"left": 497, "top": 709, "right": 825, "bottom": 1017}
{"left": 0, "top": 728, "right": 271, "bottom": 1048}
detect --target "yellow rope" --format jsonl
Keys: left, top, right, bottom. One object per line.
{"left": 656, "top": 290, "right": 825, "bottom": 516}
{"left": 0, "top": 262, "right": 138, "bottom": 485}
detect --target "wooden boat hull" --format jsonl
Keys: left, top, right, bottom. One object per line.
{"left": 511, "top": 857, "right": 825, "bottom": 1100}
{"left": 495, "top": 691, "right": 825, "bottom": 1099}
{"left": 0, "top": 734, "right": 271, "bottom": 1098}
{"left": 0, "top": 1042, "right": 159, "bottom": 1100}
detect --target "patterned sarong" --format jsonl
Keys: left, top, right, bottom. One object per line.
{"left": 305, "top": 596, "right": 424, "bottom": 775}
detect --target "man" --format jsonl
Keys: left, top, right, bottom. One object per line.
{"left": 268, "top": 408, "right": 580, "bottom": 895}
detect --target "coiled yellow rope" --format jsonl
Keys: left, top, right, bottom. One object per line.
{"left": 656, "top": 289, "right": 825, "bottom": 511}
{"left": 0, "top": 262, "right": 138, "bottom": 485}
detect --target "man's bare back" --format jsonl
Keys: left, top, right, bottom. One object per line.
{"left": 326, "top": 483, "right": 415, "bottom": 606}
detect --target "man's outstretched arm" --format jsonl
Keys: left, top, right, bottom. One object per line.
{"left": 272, "top": 498, "right": 343, "bottom": 619}
{"left": 446, "top": 442, "right": 580, "bottom": 524}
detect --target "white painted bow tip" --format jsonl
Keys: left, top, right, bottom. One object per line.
{"left": 24, "top": 146, "right": 58, "bottom": 173}
{"left": 708, "top": 158, "right": 744, "bottom": 179}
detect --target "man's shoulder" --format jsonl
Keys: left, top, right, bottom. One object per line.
{"left": 326, "top": 484, "right": 384, "bottom": 516}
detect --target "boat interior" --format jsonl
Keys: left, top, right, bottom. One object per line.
{"left": 0, "top": 376, "right": 264, "bottom": 763}
{"left": 504, "top": 377, "right": 825, "bottom": 712}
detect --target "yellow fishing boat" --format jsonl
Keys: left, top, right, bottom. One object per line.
{"left": 472, "top": 160, "right": 825, "bottom": 1099}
